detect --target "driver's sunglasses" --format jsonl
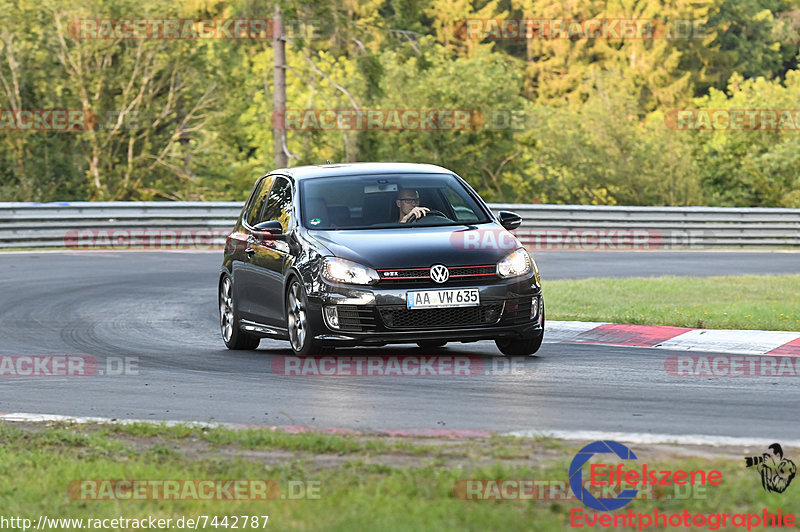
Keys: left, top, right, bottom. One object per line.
{"left": 398, "top": 198, "right": 419, "bottom": 204}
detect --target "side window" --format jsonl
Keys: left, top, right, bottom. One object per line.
{"left": 245, "top": 176, "right": 274, "bottom": 226}
{"left": 261, "top": 177, "right": 293, "bottom": 231}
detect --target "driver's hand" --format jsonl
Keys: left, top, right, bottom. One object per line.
{"left": 401, "top": 207, "right": 429, "bottom": 223}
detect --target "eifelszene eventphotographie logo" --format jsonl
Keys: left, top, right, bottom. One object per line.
{"left": 569, "top": 440, "right": 722, "bottom": 512}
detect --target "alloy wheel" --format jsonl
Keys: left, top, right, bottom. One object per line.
{"left": 287, "top": 282, "right": 307, "bottom": 351}
{"left": 219, "top": 277, "right": 234, "bottom": 343}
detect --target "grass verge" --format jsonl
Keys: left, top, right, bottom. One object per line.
{"left": 1, "top": 421, "right": 797, "bottom": 531}
{"left": 546, "top": 274, "right": 800, "bottom": 331}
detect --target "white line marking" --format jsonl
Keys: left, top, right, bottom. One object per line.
{"left": 504, "top": 429, "right": 800, "bottom": 447}
{"left": 0, "top": 412, "right": 222, "bottom": 428}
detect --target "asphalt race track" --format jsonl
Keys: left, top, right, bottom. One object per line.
{"left": 1, "top": 250, "right": 799, "bottom": 439}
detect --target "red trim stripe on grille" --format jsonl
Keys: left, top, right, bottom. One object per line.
{"left": 376, "top": 265, "right": 497, "bottom": 280}
{"left": 377, "top": 265, "right": 495, "bottom": 271}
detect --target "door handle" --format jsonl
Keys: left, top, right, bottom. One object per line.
{"left": 245, "top": 248, "right": 255, "bottom": 258}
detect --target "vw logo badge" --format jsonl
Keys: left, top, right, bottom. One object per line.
{"left": 429, "top": 264, "right": 449, "bottom": 284}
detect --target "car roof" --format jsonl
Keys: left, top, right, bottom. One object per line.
{"left": 270, "top": 162, "right": 456, "bottom": 181}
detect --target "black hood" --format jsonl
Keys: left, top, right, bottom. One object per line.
{"left": 308, "top": 223, "right": 522, "bottom": 268}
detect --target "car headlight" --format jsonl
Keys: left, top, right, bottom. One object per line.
{"left": 321, "top": 257, "right": 380, "bottom": 285}
{"left": 497, "top": 248, "right": 532, "bottom": 278}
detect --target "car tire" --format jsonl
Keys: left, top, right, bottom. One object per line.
{"left": 495, "top": 304, "right": 545, "bottom": 356}
{"left": 417, "top": 340, "right": 447, "bottom": 349}
{"left": 495, "top": 331, "right": 543, "bottom": 356}
{"left": 219, "top": 275, "right": 260, "bottom": 350}
{"left": 286, "top": 279, "right": 324, "bottom": 357}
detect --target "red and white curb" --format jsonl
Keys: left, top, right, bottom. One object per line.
{"left": 546, "top": 321, "right": 800, "bottom": 356}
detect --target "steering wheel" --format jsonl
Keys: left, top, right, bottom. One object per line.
{"left": 405, "top": 209, "right": 449, "bottom": 224}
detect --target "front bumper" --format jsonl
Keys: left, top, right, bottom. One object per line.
{"left": 305, "top": 275, "right": 543, "bottom": 346}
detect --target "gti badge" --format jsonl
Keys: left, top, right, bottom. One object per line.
{"left": 429, "top": 264, "right": 449, "bottom": 284}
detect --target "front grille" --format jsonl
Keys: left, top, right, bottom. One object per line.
{"left": 446, "top": 266, "right": 497, "bottom": 276}
{"left": 377, "top": 265, "right": 496, "bottom": 286}
{"left": 336, "top": 305, "right": 378, "bottom": 332}
{"left": 378, "top": 303, "right": 504, "bottom": 329}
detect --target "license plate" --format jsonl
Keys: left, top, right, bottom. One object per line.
{"left": 406, "top": 288, "right": 480, "bottom": 309}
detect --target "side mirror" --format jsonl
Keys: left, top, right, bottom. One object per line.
{"left": 498, "top": 211, "right": 522, "bottom": 231}
{"left": 252, "top": 220, "right": 284, "bottom": 238}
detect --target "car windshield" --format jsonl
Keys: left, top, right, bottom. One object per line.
{"left": 299, "top": 173, "right": 492, "bottom": 230}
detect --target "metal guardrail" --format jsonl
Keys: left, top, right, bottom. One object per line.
{"left": 0, "top": 201, "right": 799, "bottom": 249}
{"left": 492, "top": 204, "right": 800, "bottom": 249}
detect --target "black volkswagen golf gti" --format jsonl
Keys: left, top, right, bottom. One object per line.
{"left": 219, "top": 163, "right": 544, "bottom": 356}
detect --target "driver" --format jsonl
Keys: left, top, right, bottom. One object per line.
{"left": 396, "top": 188, "right": 429, "bottom": 223}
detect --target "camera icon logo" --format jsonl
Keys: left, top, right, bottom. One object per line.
{"left": 744, "top": 443, "right": 796, "bottom": 494}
